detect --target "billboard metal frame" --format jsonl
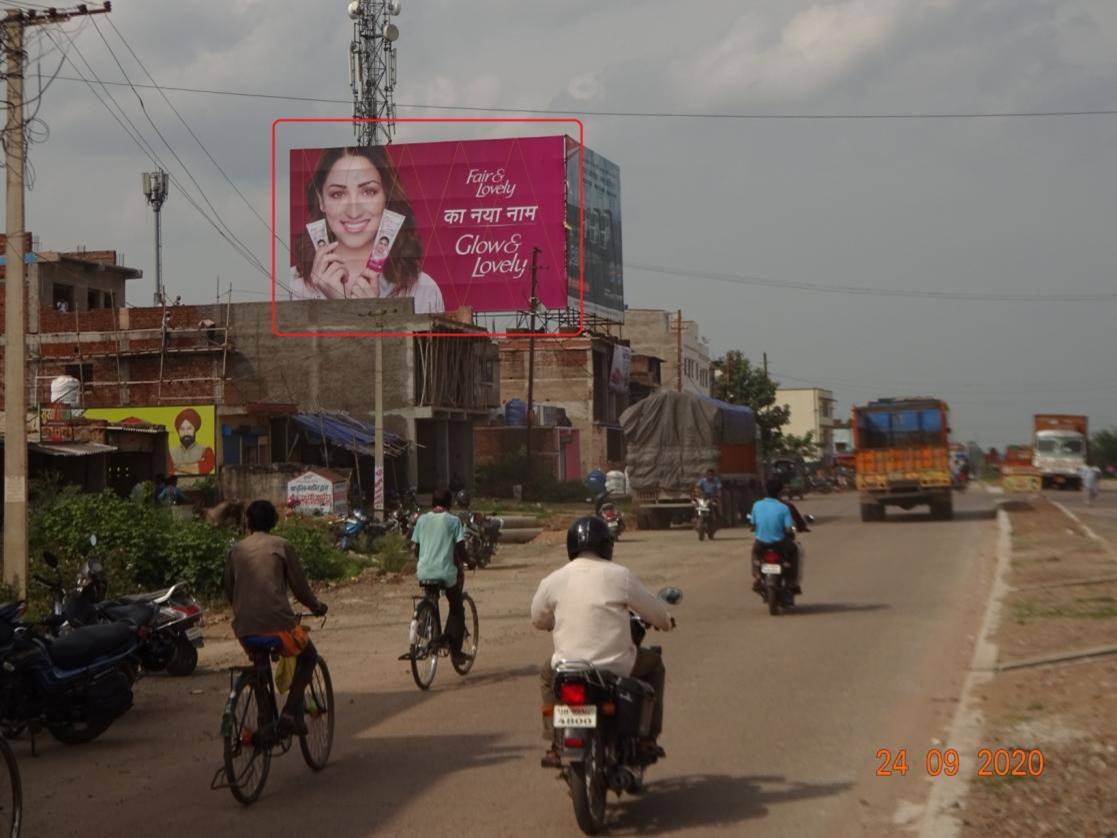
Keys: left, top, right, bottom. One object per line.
{"left": 271, "top": 117, "right": 586, "bottom": 340}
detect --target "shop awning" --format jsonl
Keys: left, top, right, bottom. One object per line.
{"left": 30, "top": 442, "right": 118, "bottom": 457}
{"left": 292, "top": 412, "right": 408, "bottom": 457}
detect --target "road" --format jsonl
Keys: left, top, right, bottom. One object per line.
{"left": 19, "top": 490, "right": 999, "bottom": 837}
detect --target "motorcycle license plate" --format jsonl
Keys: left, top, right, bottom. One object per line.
{"left": 554, "top": 705, "right": 597, "bottom": 729}
{"left": 761, "top": 563, "right": 782, "bottom": 574}
{"left": 186, "top": 626, "right": 204, "bottom": 645}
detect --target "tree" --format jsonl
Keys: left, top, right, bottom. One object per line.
{"left": 1091, "top": 427, "right": 1117, "bottom": 469}
{"left": 769, "top": 431, "right": 818, "bottom": 459}
{"left": 710, "top": 350, "right": 789, "bottom": 455}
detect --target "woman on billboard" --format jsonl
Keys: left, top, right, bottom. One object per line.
{"left": 291, "top": 146, "right": 445, "bottom": 313}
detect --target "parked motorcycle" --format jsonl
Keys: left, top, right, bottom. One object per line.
{"left": 34, "top": 543, "right": 204, "bottom": 677}
{"left": 693, "top": 496, "right": 717, "bottom": 541}
{"left": 335, "top": 508, "right": 399, "bottom": 552}
{"left": 0, "top": 600, "right": 139, "bottom": 750}
{"left": 591, "top": 491, "right": 626, "bottom": 541}
{"left": 456, "top": 491, "right": 501, "bottom": 570}
{"left": 545, "top": 586, "right": 681, "bottom": 835}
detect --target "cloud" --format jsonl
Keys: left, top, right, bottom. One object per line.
{"left": 672, "top": 0, "right": 958, "bottom": 106}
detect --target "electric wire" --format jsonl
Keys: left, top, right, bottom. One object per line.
{"left": 87, "top": 17, "right": 269, "bottom": 279}
{"left": 628, "top": 261, "right": 1117, "bottom": 303}
{"left": 47, "top": 75, "right": 1117, "bottom": 121}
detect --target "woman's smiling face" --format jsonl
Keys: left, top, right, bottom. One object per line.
{"left": 318, "top": 154, "right": 386, "bottom": 250}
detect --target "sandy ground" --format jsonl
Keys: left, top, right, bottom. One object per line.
{"left": 960, "top": 492, "right": 1117, "bottom": 838}
{"left": 15, "top": 490, "right": 1000, "bottom": 837}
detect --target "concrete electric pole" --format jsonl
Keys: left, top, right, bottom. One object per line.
{"left": 3, "top": 3, "right": 111, "bottom": 597}
{"left": 348, "top": 0, "right": 399, "bottom": 147}
{"left": 349, "top": 0, "right": 401, "bottom": 517}
{"left": 142, "top": 169, "right": 169, "bottom": 305}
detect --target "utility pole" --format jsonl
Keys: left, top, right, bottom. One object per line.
{"left": 675, "top": 309, "right": 683, "bottom": 392}
{"left": 3, "top": 2, "right": 111, "bottom": 598}
{"left": 348, "top": 0, "right": 399, "bottom": 146}
{"left": 142, "top": 170, "right": 168, "bottom": 305}
{"left": 524, "top": 247, "right": 541, "bottom": 474}
{"left": 374, "top": 323, "right": 384, "bottom": 521}
{"left": 763, "top": 352, "right": 768, "bottom": 377}
{"left": 349, "top": 1, "right": 400, "bottom": 516}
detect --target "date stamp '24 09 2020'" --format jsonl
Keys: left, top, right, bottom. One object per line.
{"left": 875, "top": 748, "right": 1046, "bottom": 778}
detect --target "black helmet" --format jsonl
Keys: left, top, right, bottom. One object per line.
{"left": 456, "top": 489, "right": 472, "bottom": 509}
{"left": 566, "top": 516, "right": 614, "bottom": 561}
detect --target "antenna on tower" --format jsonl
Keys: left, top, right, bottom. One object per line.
{"left": 349, "top": 0, "right": 400, "bottom": 146}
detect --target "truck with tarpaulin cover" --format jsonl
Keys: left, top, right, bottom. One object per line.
{"left": 620, "top": 390, "right": 763, "bottom": 530}
{"left": 853, "top": 397, "right": 953, "bottom": 521}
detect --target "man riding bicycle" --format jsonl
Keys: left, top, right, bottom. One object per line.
{"left": 224, "top": 500, "right": 328, "bottom": 736}
{"left": 411, "top": 488, "right": 472, "bottom": 668}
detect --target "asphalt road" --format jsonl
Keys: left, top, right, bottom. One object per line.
{"left": 18, "top": 490, "right": 1000, "bottom": 837}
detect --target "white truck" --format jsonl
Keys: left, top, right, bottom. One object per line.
{"left": 1033, "top": 414, "right": 1088, "bottom": 490}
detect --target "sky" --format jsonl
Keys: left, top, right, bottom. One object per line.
{"left": 9, "top": 0, "right": 1117, "bottom": 448}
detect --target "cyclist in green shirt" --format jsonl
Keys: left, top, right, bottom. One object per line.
{"left": 411, "top": 488, "right": 471, "bottom": 667}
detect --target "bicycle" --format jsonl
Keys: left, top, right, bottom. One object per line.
{"left": 211, "top": 615, "right": 334, "bottom": 806}
{"left": 0, "top": 738, "right": 21, "bottom": 837}
{"left": 402, "top": 581, "right": 479, "bottom": 690}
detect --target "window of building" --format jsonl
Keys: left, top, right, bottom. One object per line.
{"left": 103, "top": 291, "right": 114, "bottom": 309}
{"left": 63, "top": 363, "right": 93, "bottom": 384}
{"left": 87, "top": 290, "right": 100, "bottom": 310}
{"left": 606, "top": 427, "right": 624, "bottom": 462}
{"left": 52, "top": 283, "right": 75, "bottom": 312}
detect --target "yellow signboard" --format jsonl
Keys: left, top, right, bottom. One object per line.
{"left": 84, "top": 405, "right": 217, "bottom": 476}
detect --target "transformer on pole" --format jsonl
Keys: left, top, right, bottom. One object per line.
{"left": 348, "top": 0, "right": 399, "bottom": 147}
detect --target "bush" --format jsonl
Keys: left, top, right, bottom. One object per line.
{"left": 275, "top": 516, "right": 363, "bottom": 581}
{"left": 23, "top": 483, "right": 366, "bottom": 613}
{"left": 373, "top": 532, "right": 412, "bottom": 574}
{"left": 476, "top": 452, "right": 589, "bottom": 502}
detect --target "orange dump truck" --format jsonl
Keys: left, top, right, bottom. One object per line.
{"left": 853, "top": 398, "right": 953, "bottom": 522}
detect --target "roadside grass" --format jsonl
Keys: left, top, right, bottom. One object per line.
{"left": 1012, "top": 596, "right": 1117, "bottom": 622}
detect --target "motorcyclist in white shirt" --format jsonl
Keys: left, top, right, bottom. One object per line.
{"left": 531, "top": 516, "right": 674, "bottom": 767}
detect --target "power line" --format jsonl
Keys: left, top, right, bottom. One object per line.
{"left": 44, "top": 27, "right": 290, "bottom": 293}
{"left": 102, "top": 16, "right": 288, "bottom": 254}
{"left": 628, "top": 261, "right": 1117, "bottom": 303}
{"left": 87, "top": 17, "right": 268, "bottom": 277}
{"left": 47, "top": 75, "right": 1117, "bottom": 121}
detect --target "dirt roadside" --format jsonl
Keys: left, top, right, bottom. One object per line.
{"left": 959, "top": 497, "right": 1117, "bottom": 837}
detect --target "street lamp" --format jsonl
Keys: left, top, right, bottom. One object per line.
{"left": 142, "top": 170, "right": 169, "bottom": 305}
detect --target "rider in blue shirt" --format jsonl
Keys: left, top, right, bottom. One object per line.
{"left": 694, "top": 468, "right": 724, "bottom": 524}
{"left": 750, "top": 478, "right": 802, "bottom": 594}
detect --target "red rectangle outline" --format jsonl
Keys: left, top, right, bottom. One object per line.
{"left": 271, "top": 117, "right": 585, "bottom": 339}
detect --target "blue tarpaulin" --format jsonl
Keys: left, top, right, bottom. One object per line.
{"left": 292, "top": 413, "right": 408, "bottom": 457}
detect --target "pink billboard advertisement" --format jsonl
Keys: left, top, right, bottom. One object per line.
{"left": 288, "top": 136, "right": 569, "bottom": 314}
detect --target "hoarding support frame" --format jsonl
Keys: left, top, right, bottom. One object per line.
{"left": 524, "top": 247, "right": 541, "bottom": 477}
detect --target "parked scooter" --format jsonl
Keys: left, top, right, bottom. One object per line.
{"left": 545, "top": 586, "right": 681, "bottom": 835}
{"left": 693, "top": 496, "right": 717, "bottom": 541}
{"left": 0, "top": 600, "right": 139, "bottom": 750}
{"left": 34, "top": 540, "right": 204, "bottom": 677}
{"left": 456, "top": 491, "right": 501, "bottom": 570}
{"left": 591, "top": 491, "right": 626, "bottom": 541}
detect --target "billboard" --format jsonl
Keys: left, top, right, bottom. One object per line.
{"left": 84, "top": 405, "right": 217, "bottom": 477}
{"left": 288, "top": 136, "right": 569, "bottom": 314}
{"left": 566, "top": 141, "right": 623, "bottom": 321}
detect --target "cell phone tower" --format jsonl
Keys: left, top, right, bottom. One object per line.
{"left": 348, "top": 0, "right": 400, "bottom": 146}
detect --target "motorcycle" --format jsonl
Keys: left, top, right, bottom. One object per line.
{"left": 34, "top": 543, "right": 204, "bottom": 677}
{"left": 455, "top": 492, "right": 501, "bottom": 570}
{"left": 546, "top": 586, "right": 681, "bottom": 835}
{"left": 693, "top": 496, "right": 717, "bottom": 541}
{"left": 0, "top": 600, "right": 139, "bottom": 751}
{"left": 336, "top": 508, "right": 398, "bottom": 552}
{"left": 591, "top": 491, "right": 626, "bottom": 542}
{"left": 749, "top": 514, "right": 814, "bottom": 616}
